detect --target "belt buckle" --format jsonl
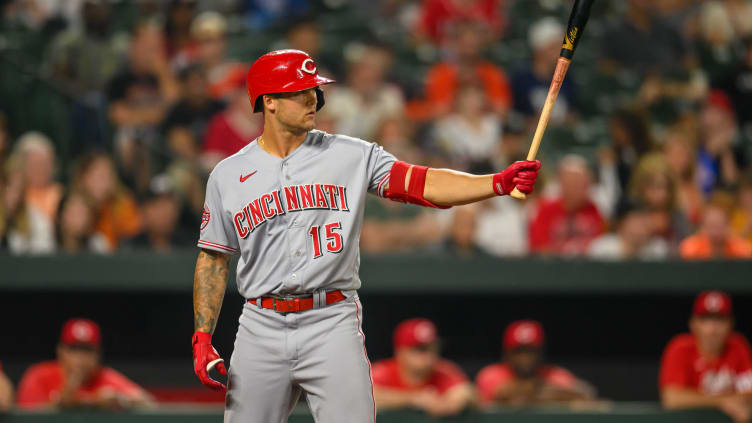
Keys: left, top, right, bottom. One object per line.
{"left": 273, "top": 298, "right": 300, "bottom": 313}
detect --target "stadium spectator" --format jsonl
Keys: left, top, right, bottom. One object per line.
{"left": 660, "top": 291, "right": 752, "bottom": 423}
{"left": 601, "top": 0, "right": 690, "bottom": 76}
{"left": 476, "top": 320, "right": 595, "bottom": 407}
{"left": 45, "top": 0, "right": 125, "bottom": 95}
{"left": 201, "top": 75, "right": 263, "bottom": 171}
{"left": 325, "top": 44, "right": 404, "bottom": 140}
{"left": 694, "top": 1, "right": 742, "bottom": 87}
{"left": 629, "top": 154, "right": 692, "bottom": 249}
{"left": 474, "top": 197, "right": 527, "bottom": 257}
{"left": 436, "top": 204, "right": 485, "bottom": 257}
{"left": 164, "top": 0, "right": 198, "bottom": 61}
{"left": 55, "top": 193, "right": 108, "bottom": 254}
{"left": 274, "top": 16, "right": 332, "bottom": 76}
{"left": 409, "top": 21, "right": 512, "bottom": 121}
{"left": 4, "top": 132, "right": 61, "bottom": 254}
{"left": 125, "top": 175, "right": 189, "bottom": 252}
{"left": 417, "top": 0, "right": 502, "bottom": 46}
{"left": 361, "top": 201, "right": 444, "bottom": 254}
{"left": 107, "top": 21, "right": 180, "bottom": 193}
{"left": 720, "top": 38, "right": 752, "bottom": 132}
{"left": 723, "top": 0, "right": 752, "bottom": 39}
{"left": 432, "top": 82, "right": 501, "bottom": 171}
{"left": 608, "top": 109, "right": 655, "bottom": 195}
{"left": 189, "top": 11, "right": 247, "bottom": 100}
{"left": 372, "top": 318, "right": 474, "bottom": 417}
{"left": 662, "top": 127, "right": 704, "bottom": 225}
{"left": 529, "top": 156, "right": 605, "bottom": 256}
{"left": 731, "top": 175, "right": 752, "bottom": 243}
{"left": 15, "top": 132, "right": 62, "bottom": 226}
{"left": 373, "top": 117, "right": 424, "bottom": 165}
{"left": 512, "top": 17, "right": 576, "bottom": 126}
{"left": 697, "top": 91, "right": 745, "bottom": 195}
{"left": 587, "top": 202, "right": 669, "bottom": 260}
{"left": 680, "top": 202, "right": 752, "bottom": 260}
{"left": 72, "top": 152, "right": 142, "bottom": 252}
{"left": 16, "top": 318, "right": 153, "bottom": 410}
{"left": 162, "top": 64, "right": 225, "bottom": 164}
{"left": 0, "top": 361, "right": 12, "bottom": 411}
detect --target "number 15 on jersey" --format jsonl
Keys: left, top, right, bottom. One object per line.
{"left": 309, "top": 222, "right": 343, "bottom": 258}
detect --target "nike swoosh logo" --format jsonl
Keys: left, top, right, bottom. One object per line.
{"left": 240, "top": 171, "right": 257, "bottom": 182}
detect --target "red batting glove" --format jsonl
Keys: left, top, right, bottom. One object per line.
{"left": 192, "top": 331, "right": 227, "bottom": 392}
{"left": 492, "top": 160, "right": 542, "bottom": 196}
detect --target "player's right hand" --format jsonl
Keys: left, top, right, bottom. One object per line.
{"left": 192, "top": 331, "right": 227, "bottom": 392}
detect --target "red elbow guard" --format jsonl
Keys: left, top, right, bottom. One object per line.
{"left": 383, "top": 161, "right": 451, "bottom": 209}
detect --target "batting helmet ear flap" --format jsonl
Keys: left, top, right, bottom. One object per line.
{"left": 315, "top": 86, "right": 325, "bottom": 111}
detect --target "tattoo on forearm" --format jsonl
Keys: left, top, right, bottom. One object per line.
{"left": 193, "top": 249, "right": 230, "bottom": 333}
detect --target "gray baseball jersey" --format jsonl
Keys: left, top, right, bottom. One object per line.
{"left": 199, "top": 129, "right": 397, "bottom": 423}
{"left": 198, "top": 129, "right": 395, "bottom": 299}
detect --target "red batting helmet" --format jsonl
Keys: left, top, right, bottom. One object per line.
{"left": 247, "top": 49, "right": 335, "bottom": 113}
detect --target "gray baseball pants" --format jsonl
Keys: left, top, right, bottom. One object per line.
{"left": 224, "top": 294, "right": 375, "bottom": 423}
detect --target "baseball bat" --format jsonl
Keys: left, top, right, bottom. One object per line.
{"left": 510, "top": 0, "right": 595, "bottom": 200}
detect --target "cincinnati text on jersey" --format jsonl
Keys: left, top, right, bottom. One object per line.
{"left": 233, "top": 183, "right": 350, "bottom": 238}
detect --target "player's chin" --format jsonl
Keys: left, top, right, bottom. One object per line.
{"left": 301, "top": 115, "right": 316, "bottom": 130}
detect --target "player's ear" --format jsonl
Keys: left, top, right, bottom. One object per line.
{"left": 263, "top": 94, "right": 277, "bottom": 113}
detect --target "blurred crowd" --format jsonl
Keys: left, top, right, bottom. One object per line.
{"left": 1, "top": 0, "right": 752, "bottom": 260}
{"left": 1, "top": 291, "right": 750, "bottom": 423}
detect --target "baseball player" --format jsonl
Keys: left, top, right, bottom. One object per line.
{"left": 475, "top": 320, "right": 595, "bottom": 407}
{"left": 191, "top": 49, "right": 541, "bottom": 423}
{"left": 371, "top": 318, "right": 473, "bottom": 417}
{"left": 660, "top": 291, "right": 752, "bottom": 423}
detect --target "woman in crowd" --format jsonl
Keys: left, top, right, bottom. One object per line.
{"left": 71, "top": 152, "right": 142, "bottom": 252}
{"left": 628, "top": 154, "right": 692, "bottom": 253}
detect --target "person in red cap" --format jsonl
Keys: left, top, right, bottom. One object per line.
{"left": 371, "top": 318, "right": 474, "bottom": 416}
{"left": 15, "top": 318, "right": 153, "bottom": 410}
{"left": 660, "top": 291, "right": 752, "bottom": 423}
{"left": 0, "top": 361, "right": 12, "bottom": 411}
{"left": 476, "top": 320, "right": 595, "bottom": 407}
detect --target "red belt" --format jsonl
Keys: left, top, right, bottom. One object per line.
{"left": 248, "top": 290, "right": 346, "bottom": 313}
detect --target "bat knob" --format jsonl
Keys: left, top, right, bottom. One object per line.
{"left": 510, "top": 188, "right": 527, "bottom": 200}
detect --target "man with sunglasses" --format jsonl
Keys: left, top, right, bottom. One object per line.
{"left": 371, "top": 318, "right": 474, "bottom": 417}
{"left": 16, "top": 318, "right": 152, "bottom": 410}
{"left": 476, "top": 320, "right": 594, "bottom": 407}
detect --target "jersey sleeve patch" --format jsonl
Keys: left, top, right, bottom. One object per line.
{"left": 200, "top": 203, "right": 211, "bottom": 230}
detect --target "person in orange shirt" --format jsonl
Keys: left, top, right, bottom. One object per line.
{"left": 680, "top": 203, "right": 752, "bottom": 260}
{"left": 476, "top": 320, "right": 595, "bottom": 407}
{"left": 372, "top": 318, "right": 474, "bottom": 417}
{"left": 16, "top": 318, "right": 153, "bottom": 410}
{"left": 660, "top": 291, "right": 752, "bottom": 423}
{"left": 0, "top": 361, "right": 13, "bottom": 411}
{"left": 408, "top": 21, "right": 512, "bottom": 121}
{"left": 72, "top": 152, "right": 142, "bottom": 251}
{"left": 731, "top": 176, "right": 752, "bottom": 243}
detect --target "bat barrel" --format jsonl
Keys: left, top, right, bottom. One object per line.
{"left": 559, "top": 0, "right": 595, "bottom": 59}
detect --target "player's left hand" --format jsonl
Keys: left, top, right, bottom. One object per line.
{"left": 192, "top": 331, "right": 227, "bottom": 392}
{"left": 493, "top": 160, "right": 542, "bottom": 196}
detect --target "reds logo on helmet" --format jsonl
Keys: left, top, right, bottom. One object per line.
{"left": 201, "top": 204, "right": 211, "bottom": 230}
{"left": 301, "top": 58, "right": 317, "bottom": 74}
